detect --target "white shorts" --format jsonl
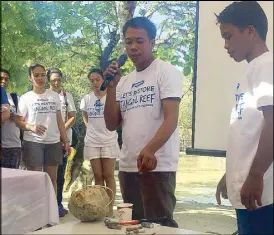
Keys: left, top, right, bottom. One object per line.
{"left": 84, "top": 143, "right": 120, "bottom": 160}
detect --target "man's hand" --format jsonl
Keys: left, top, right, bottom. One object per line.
{"left": 137, "top": 147, "right": 157, "bottom": 173}
{"left": 136, "top": 99, "right": 179, "bottom": 174}
{"left": 240, "top": 173, "right": 263, "bottom": 210}
{"left": 240, "top": 106, "right": 272, "bottom": 211}
{"left": 216, "top": 174, "right": 228, "bottom": 205}
{"left": 28, "top": 124, "right": 47, "bottom": 136}
{"left": 103, "top": 62, "right": 121, "bottom": 88}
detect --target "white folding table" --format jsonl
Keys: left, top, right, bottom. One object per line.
{"left": 29, "top": 219, "right": 206, "bottom": 234}
{"left": 1, "top": 168, "right": 59, "bottom": 234}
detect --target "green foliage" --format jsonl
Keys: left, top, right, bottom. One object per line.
{"left": 179, "top": 75, "right": 193, "bottom": 149}
{"left": 1, "top": 1, "right": 197, "bottom": 149}
{"left": 1, "top": 1, "right": 56, "bottom": 94}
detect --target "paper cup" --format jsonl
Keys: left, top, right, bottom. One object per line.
{"left": 117, "top": 203, "right": 133, "bottom": 222}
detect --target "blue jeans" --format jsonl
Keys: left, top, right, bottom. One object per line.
{"left": 57, "top": 156, "right": 68, "bottom": 207}
{"left": 236, "top": 204, "right": 273, "bottom": 235}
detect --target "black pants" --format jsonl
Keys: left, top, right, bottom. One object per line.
{"left": 0, "top": 147, "right": 21, "bottom": 169}
{"left": 118, "top": 171, "right": 178, "bottom": 227}
{"left": 57, "top": 156, "right": 68, "bottom": 207}
{"left": 236, "top": 204, "right": 273, "bottom": 235}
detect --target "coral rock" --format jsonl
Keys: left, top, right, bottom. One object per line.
{"left": 68, "top": 186, "right": 111, "bottom": 222}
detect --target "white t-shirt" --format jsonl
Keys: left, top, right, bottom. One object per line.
{"left": 116, "top": 58, "right": 182, "bottom": 172}
{"left": 1, "top": 94, "right": 21, "bottom": 148}
{"left": 58, "top": 91, "right": 77, "bottom": 143}
{"left": 17, "top": 90, "right": 61, "bottom": 144}
{"left": 226, "top": 51, "right": 273, "bottom": 209}
{"left": 80, "top": 92, "right": 118, "bottom": 147}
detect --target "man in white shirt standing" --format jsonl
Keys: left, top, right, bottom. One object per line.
{"left": 1, "top": 69, "right": 22, "bottom": 169}
{"left": 215, "top": 2, "right": 273, "bottom": 234}
{"left": 104, "top": 17, "right": 182, "bottom": 227}
{"left": 47, "top": 68, "right": 77, "bottom": 217}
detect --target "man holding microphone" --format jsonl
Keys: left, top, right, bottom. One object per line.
{"left": 103, "top": 17, "right": 182, "bottom": 227}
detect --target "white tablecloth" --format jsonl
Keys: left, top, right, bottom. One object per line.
{"left": 29, "top": 219, "right": 206, "bottom": 234}
{"left": 1, "top": 168, "right": 59, "bottom": 234}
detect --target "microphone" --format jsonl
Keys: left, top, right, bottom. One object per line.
{"left": 100, "top": 54, "right": 128, "bottom": 91}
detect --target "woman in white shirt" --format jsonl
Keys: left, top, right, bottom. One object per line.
{"left": 15, "top": 64, "right": 70, "bottom": 195}
{"left": 80, "top": 68, "right": 119, "bottom": 216}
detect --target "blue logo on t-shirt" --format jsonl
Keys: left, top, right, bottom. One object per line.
{"left": 120, "top": 81, "right": 156, "bottom": 112}
{"left": 87, "top": 100, "right": 104, "bottom": 118}
{"left": 94, "top": 99, "right": 103, "bottom": 114}
{"left": 132, "top": 80, "right": 144, "bottom": 88}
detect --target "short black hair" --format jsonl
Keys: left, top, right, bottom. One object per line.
{"left": 47, "top": 68, "right": 63, "bottom": 81}
{"left": 215, "top": 1, "right": 268, "bottom": 41}
{"left": 87, "top": 68, "right": 103, "bottom": 79}
{"left": 0, "top": 69, "right": 11, "bottom": 79}
{"left": 28, "top": 64, "right": 46, "bottom": 76}
{"left": 122, "top": 17, "right": 157, "bottom": 40}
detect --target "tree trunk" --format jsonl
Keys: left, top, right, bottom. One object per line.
{"left": 66, "top": 2, "right": 136, "bottom": 191}
{"left": 118, "top": 1, "right": 136, "bottom": 55}
{"left": 99, "top": 2, "right": 136, "bottom": 71}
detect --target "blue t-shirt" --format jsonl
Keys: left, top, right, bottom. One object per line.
{"left": 1, "top": 87, "right": 9, "bottom": 105}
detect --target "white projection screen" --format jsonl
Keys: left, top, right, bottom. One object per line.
{"left": 186, "top": 1, "right": 273, "bottom": 157}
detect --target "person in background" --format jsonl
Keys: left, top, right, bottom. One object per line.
{"left": 1, "top": 85, "right": 10, "bottom": 162}
{"left": 215, "top": 2, "right": 273, "bottom": 234}
{"left": 0, "top": 69, "right": 22, "bottom": 169}
{"left": 103, "top": 17, "right": 182, "bottom": 227}
{"left": 80, "top": 68, "right": 119, "bottom": 217}
{"left": 1, "top": 86, "right": 10, "bottom": 124}
{"left": 47, "top": 68, "right": 77, "bottom": 217}
{"left": 15, "top": 64, "right": 70, "bottom": 197}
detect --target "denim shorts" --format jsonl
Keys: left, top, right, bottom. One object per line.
{"left": 22, "top": 141, "right": 63, "bottom": 167}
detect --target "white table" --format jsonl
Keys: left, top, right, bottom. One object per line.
{"left": 29, "top": 219, "right": 206, "bottom": 234}
{"left": 1, "top": 168, "right": 59, "bottom": 234}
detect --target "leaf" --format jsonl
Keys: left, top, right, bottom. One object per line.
{"left": 183, "top": 66, "right": 191, "bottom": 77}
